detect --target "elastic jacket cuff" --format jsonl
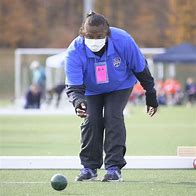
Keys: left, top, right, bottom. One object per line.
{"left": 145, "top": 92, "right": 159, "bottom": 108}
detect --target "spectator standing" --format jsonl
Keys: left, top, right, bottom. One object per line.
{"left": 185, "top": 77, "right": 196, "bottom": 106}
{"left": 30, "top": 61, "right": 46, "bottom": 98}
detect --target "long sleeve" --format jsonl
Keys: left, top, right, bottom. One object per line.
{"left": 133, "top": 63, "right": 158, "bottom": 108}
{"left": 65, "top": 84, "right": 86, "bottom": 108}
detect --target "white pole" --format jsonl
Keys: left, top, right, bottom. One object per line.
{"left": 147, "top": 58, "right": 154, "bottom": 76}
{"left": 157, "top": 63, "right": 164, "bottom": 80}
{"left": 15, "top": 49, "right": 21, "bottom": 99}
{"left": 45, "top": 67, "right": 53, "bottom": 90}
{"left": 169, "top": 63, "right": 176, "bottom": 78}
{"left": 83, "top": 0, "right": 94, "bottom": 19}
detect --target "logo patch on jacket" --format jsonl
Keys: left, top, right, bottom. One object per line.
{"left": 113, "top": 57, "right": 121, "bottom": 67}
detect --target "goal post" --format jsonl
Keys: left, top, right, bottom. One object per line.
{"left": 14, "top": 48, "right": 65, "bottom": 100}
{"left": 14, "top": 48, "right": 165, "bottom": 101}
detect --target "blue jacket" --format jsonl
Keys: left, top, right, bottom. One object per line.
{"left": 65, "top": 27, "right": 146, "bottom": 95}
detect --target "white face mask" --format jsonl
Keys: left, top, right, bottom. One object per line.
{"left": 85, "top": 38, "right": 106, "bottom": 52}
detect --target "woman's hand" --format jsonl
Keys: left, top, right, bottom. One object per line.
{"left": 75, "top": 102, "right": 88, "bottom": 118}
{"left": 147, "top": 106, "right": 157, "bottom": 117}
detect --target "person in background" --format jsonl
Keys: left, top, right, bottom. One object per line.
{"left": 185, "top": 77, "right": 196, "bottom": 106}
{"left": 163, "top": 78, "right": 183, "bottom": 105}
{"left": 155, "top": 80, "right": 166, "bottom": 105}
{"left": 46, "top": 84, "right": 66, "bottom": 108}
{"left": 30, "top": 60, "right": 46, "bottom": 98}
{"left": 64, "top": 11, "right": 158, "bottom": 182}
{"left": 24, "top": 84, "right": 41, "bottom": 109}
{"left": 130, "top": 83, "right": 145, "bottom": 105}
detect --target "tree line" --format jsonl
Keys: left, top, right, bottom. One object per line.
{"left": 0, "top": 0, "right": 195, "bottom": 48}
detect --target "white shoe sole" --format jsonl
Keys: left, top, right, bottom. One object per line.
{"left": 102, "top": 177, "right": 123, "bottom": 182}
{"left": 75, "top": 176, "right": 97, "bottom": 182}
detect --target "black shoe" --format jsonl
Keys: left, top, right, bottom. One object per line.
{"left": 102, "top": 166, "right": 123, "bottom": 182}
{"left": 75, "top": 168, "right": 97, "bottom": 181}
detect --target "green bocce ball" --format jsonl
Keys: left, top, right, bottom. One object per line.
{"left": 51, "top": 174, "right": 68, "bottom": 191}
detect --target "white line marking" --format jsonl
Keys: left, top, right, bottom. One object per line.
{"left": 0, "top": 182, "right": 48, "bottom": 184}
{"left": 0, "top": 156, "right": 195, "bottom": 169}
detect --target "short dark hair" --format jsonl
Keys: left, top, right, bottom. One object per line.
{"left": 79, "top": 11, "right": 110, "bottom": 36}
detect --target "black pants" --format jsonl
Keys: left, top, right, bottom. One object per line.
{"left": 80, "top": 88, "right": 132, "bottom": 170}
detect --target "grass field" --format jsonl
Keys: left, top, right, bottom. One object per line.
{"left": 0, "top": 106, "right": 196, "bottom": 195}
{"left": 0, "top": 106, "right": 195, "bottom": 156}
{"left": 0, "top": 170, "right": 196, "bottom": 196}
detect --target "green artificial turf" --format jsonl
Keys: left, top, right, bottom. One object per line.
{"left": 0, "top": 106, "right": 195, "bottom": 156}
{"left": 0, "top": 169, "right": 196, "bottom": 196}
{"left": 0, "top": 106, "right": 196, "bottom": 196}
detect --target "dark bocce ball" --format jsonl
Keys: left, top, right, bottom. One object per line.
{"left": 51, "top": 174, "right": 68, "bottom": 191}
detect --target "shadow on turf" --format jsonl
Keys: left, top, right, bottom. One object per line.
{"left": 73, "top": 179, "right": 196, "bottom": 187}
{"left": 124, "top": 180, "right": 196, "bottom": 187}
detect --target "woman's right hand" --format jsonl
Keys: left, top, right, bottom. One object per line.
{"left": 75, "top": 102, "right": 88, "bottom": 118}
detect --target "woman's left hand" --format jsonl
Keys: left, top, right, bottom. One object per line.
{"left": 147, "top": 106, "right": 157, "bottom": 117}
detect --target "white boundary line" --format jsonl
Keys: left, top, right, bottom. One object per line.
{"left": 0, "top": 182, "right": 48, "bottom": 184}
{"left": 0, "top": 156, "right": 195, "bottom": 169}
{"left": 0, "top": 108, "right": 75, "bottom": 116}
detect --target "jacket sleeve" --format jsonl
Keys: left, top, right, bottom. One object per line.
{"left": 65, "top": 84, "right": 87, "bottom": 109}
{"left": 133, "top": 61, "right": 158, "bottom": 108}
